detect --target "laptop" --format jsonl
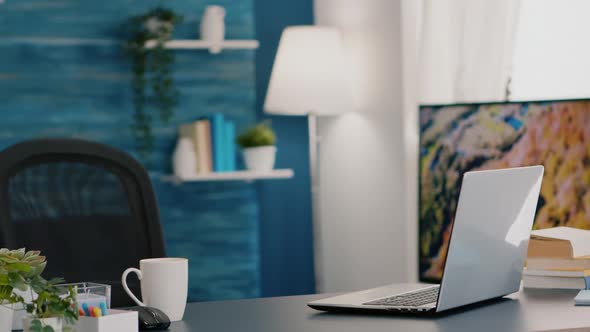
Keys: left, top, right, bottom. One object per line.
{"left": 308, "top": 165, "right": 544, "bottom": 314}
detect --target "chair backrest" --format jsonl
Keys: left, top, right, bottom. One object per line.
{"left": 0, "top": 138, "right": 166, "bottom": 307}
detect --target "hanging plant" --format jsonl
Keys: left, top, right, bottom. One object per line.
{"left": 123, "top": 7, "right": 182, "bottom": 161}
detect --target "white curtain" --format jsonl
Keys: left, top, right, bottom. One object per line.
{"left": 418, "top": 0, "right": 522, "bottom": 104}
{"left": 511, "top": 0, "right": 590, "bottom": 100}
{"left": 400, "top": 0, "right": 523, "bottom": 282}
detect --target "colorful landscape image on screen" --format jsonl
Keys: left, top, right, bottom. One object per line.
{"left": 419, "top": 100, "right": 590, "bottom": 281}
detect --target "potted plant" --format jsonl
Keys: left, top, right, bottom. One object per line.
{"left": 123, "top": 7, "right": 183, "bottom": 162}
{"left": 0, "top": 248, "right": 78, "bottom": 332}
{"left": 236, "top": 122, "right": 277, "bottom": 171}
{"left": 0, "top": 248, "right": 46, "bottom": 331}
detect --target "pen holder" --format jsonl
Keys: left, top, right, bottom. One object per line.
{"left": 57, "top": 282, "right": 111, "bottom": 309}
{"left": 74, "top": 309, "right": 138, "bottom": 332}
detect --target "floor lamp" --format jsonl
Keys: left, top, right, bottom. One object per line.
{"left": 263, "top": 26, "right": 352, "bottom": 291}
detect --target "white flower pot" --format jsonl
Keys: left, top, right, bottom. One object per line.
{"left": 173, "top": 138, "right": 197, "bottom": 178}
{"left": 11, "top": 305, "right": 26, "bottom": 330}
{"left": 23, "top": 316, "right": 63, "bottom": 332}
{"left": 243, "top": 146, "right": 276, "bottom": 171}
{"left": 0, "top": 304, "right": 14, "bottom": 332}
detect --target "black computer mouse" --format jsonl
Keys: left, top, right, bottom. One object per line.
{"left": 124, "top": 306, "right": 171, "bottom": 330}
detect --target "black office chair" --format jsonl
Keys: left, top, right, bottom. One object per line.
{"left": 0, "top": 138, "right": 166, "bottom": 307}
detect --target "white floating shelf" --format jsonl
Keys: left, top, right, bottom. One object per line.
{"left": 145, "top": 39, "right": 259, "bottom": 53}
{"left": 162, "top": 169, "right": 294, "bottom": 183}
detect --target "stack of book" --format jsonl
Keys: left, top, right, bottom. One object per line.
{"left": 523, "top": 227, "right": 590, "bottom": 289}
{"left": 179, "top": 113, "right": 236, "bottom": 174}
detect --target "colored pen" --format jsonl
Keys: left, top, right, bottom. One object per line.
{"left": 99, "top": 302, "right": 108, "bottom": 316}
{"left": 82, "top": 303, "right": 91, "bottom": 316}
{"left": 93, "top": 307, "right": 102, "bottom": 317}
{"left": 78, "top": 308, "right": 85, "bottom": 317}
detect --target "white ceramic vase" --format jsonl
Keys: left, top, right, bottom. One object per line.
{"left": 243, "top": 146, "right": 276, "bottom": 171}
{"left": 23, "top": 316, "right": 63, "bottom": 332}
{"left": 173, "top": 138, "right": 197, "bottom": 178}
{"left": 200, "top": 5, "right": 226, "bottom": 53}
{"left": 0, "top": 304, "right": 14, "bottom": 332}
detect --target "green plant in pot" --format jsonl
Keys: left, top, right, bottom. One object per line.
{"left": 123, "top": 7, "right": 183, "bottom": 162}
{"left": 236, "top": 121, "right": 277, "bottom": 171}
{"left": 0, "top": 248, "right": 78, "bottom": 332}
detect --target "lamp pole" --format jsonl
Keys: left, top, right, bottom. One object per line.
{"left": 308, "top": 113, "right": 323, "bottom": 292}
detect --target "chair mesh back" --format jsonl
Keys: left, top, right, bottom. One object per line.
{"left": 0, "top": 148, "right": 161, "bottom": 307}
{"left": 9, "top": 162, "right": 131, "bottom": 221}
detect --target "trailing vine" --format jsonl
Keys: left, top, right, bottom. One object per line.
{"left": 123, "top": 7, "right": 182, "bottom": 161}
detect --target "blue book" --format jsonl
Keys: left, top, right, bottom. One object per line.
{"left": 210, "top": 113, "right": 226, "bottom": 172}
{"left": 225, "top": 121, "right": 236, "bottom": 171}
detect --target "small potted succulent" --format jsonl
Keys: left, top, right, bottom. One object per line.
{"left": 237, "top": 121, "right": 277, "bottom": 171}
{"left": 0, "top": 248, "right": 78, "bottom": 332}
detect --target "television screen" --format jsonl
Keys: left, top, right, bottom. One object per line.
{"left": 419, "top": 99, "right": 590, "bottom": 282}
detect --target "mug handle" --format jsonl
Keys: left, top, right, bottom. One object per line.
{"left": 122, "top": 268, "right": 145, "bottom": 306}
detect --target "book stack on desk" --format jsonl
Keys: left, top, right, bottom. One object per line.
{"left": 523, "top": 227, "right": 590, "bottom": 289}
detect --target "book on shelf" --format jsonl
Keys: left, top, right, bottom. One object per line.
{"left": 224, "top": 121, "right": 236, "bottom": 171}
{"left": 195, "top": 120, "right": 213, "bottom": 174}
{"left": 210, "top": 113, "right": 226, "bottom": 172}
{"left": 179, "top": 120, "right": 211, "bottom": 175}
{"left": 177, "top": 113, "right": 238, "bottom": 175}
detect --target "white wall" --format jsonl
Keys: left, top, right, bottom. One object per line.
{"left": 314, "top": 0, "right": 413, "bottom": 293}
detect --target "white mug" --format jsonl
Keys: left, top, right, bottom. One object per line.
{"left": 122, "top": 258, "right": 188, "bottom": 321}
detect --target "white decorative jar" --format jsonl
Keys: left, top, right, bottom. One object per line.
{"left": 173, "top": 138, "right": 197, "bottom": 179}
{"left": 243, "top": 146, "right": 276, "bottom": 171}
{"left": 200, "top": 5, "right": 226, "bottom": 53}
{"left": 0, "top": 304, "right": 14, "bottom": 332}
{"left": 23, "top": 316, "right": 63, "bottom": 332}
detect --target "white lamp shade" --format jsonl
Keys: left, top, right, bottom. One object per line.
{"left": 264, "top": 26, "right": 352, "bottom": 116}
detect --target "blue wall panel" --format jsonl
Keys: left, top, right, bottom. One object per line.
{"left": 0, "top": 0, "right": 260, "bottom": 301}
{"left": 254, "top": 0, "right": 316, "bottom": 296}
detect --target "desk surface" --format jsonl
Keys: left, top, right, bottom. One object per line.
{"left": 167, "top": 284, "right": 590, "bottom": 332}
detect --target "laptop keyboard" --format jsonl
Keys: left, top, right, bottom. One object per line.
{"left": 364, "top": 286, "right": 439, "bottom": 307}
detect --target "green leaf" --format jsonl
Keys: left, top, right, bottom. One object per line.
{"left": 11, "top": 248, "right": 25, "bottom": 259}
{"left": 6, "top": 262, "right": 32, "bottom": 273}
{"left": 25, "top": 255, "right": 46, "bottom": 266}
{"left": 8, "top": 272, "right": 27, "bottom": 291}
{"left": 28, "top": 261, "right": 46, "bottom": 277}
{"left": 0, "top": 274, "right": 9, "bottom": 285}
{"left": 0, "top": 256, "right": 19, "bottom": 264}
{"left": 42, "top": 325, "right": 54, "bottom": 332}
{"left": 31, "top": 319, "right": 42, "bottom": 328}
{"left": 24, "top": 250, "right": 40, "bottom": 259}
